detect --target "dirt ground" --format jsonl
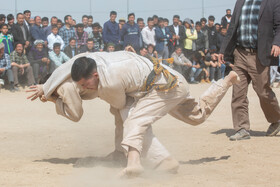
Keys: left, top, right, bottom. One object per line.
{"left": 0, "top": 83, "right": 280, "bottom": 187}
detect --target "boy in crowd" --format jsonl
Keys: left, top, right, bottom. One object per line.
{"left": 49, "top": 43, "right": 70, "bottom": 70}
{"left": 47, "top": 25, "right": 65, "bottom": 51}
{"left": 0, "top": 24, "right": 14, "bottom": 54}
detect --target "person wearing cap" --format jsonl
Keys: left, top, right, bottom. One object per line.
{"left": 118, "top": 18, "right": 126, "bottom": 31}
{"left": 28, "top": 40, "right": 50, "bottom": 84}
{"left": 10, "top": 43, "right": 35, "bottom": 87}
{"left": 106, "top": 42, "right": 115, "bottom": 52}
{"left": 0, "top": 42, "right": 17, "bottom": 92}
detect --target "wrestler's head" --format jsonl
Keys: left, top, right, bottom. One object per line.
{"left": 71, "top": 57, "right": 99, "bottom": 90}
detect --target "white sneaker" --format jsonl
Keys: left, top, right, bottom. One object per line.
{"left": 0, "top": 79, "right": 4, "bottom": 86}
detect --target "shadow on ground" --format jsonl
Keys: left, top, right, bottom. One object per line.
{"left": 179, "top": 155, "right": 230, "bottom": 165}
{"left": 34, "top": 152, "right": 127, "bottom": 168}
{"left": 211, "top": 128, "right": 268, "bottom": 137}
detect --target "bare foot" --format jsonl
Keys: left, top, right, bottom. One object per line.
{"left": 155, "top": 157, "right": 179, "bottom": 174}
{"left": 118, "top": 165, "right": 144, "bottom": 178}
{"left": 224, "top": 71, "right": 240, "bottom": 86}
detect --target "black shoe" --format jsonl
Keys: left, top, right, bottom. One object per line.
{"left": 266, "top": 122, "right": 280, "bottom": 136}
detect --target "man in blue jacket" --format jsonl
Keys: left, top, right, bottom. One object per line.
{"left": 155, "top": 18, "right": 172, "bottom": 62}
{"left": 120, "top": 13, "right": 141, "bottom": 52}
{"left": 30, "top": 16, "right": 47, "bottom": 46}
{"left": 103, "top": 11, "right": 121, "bottom": 50}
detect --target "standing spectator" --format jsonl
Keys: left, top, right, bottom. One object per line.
{"left": 49, "top": 43, "right": 70, "bottom": 70}
{"left": 120, "top": 13, "right": 141, "bottom": 52}
{"left": 7, "top": 14, "right": 14, "bottom": 34}
{"left": 0, "top": 43, "right": 16, "bottom": 92}
{"left": 221, "top": 9, "right": 232, "bottom": 28}
{"left": 80, "top": 38, "right": 97, "bottom": 53}
{"left": 28, "top": 40, "right": 50, "bottom": 84}
{"left": 23, "top": 10, "right": 31, "bottom": 32}
{"left": 200, "top": 17, "right": 209, "bottom": 54}
{"left": 171, "top": 46, "right": 192, "bottom": 78}
{"left": 44, "top": 16, "right": 58, "bottom": 37}
{"left": 206, "top": 15, "right": 218, "bottom": 50}
{"left": 88, "top": 15, "right": 93, "bottom": 28}
{"left": 183, "top": 18, "right": 197, "bottom": 59}
{"left": 88, "top": 22, "right": 104, "bottom": 51}
{"left": 168, "top": 15, "right": 186, "bottom": 54}
{"left": 57, "top": 19, "right": 63, "bottom": 30}
{"left": 10, "top": 43, "right": 35, "bottom": 87}
{"left": 74, "top": 23, "right": 88, "bottom": 49}
{"left": 218, "top": 0, "right": 280, "bottom": 139}
{"left": 163, "top": 18, "right": 169, "bottom": 27}
{"left": 82, "top": 15, "right": 92, "bottom": 34}
{"left": 30, "top": 16, "right": 47, "bottom": 46}
{"left": 41, "top": 17, "right": 49, "bottom": 29}
{"left": 141, "top": 17, "right": 156, "bottom": 47}
{"left": 152, "top": 15, "right": 159, "bottom": 27}
{"left": 103, "top": 11, "right": 121, "bottom": 50}
{"left": 0, "top": 14, "right": 6, "bottom": 26}
{"left": 155, "top": 18, "right": 172, "bottom": 61}
{"left": 64, "top": 38, "right": 79, "bottom": 58}
{"left": 12, "top": 13, "right": 31, "bottom": 51}
{"left": 0, "top": 24, "right": 14, "bottom": 54}
{"left": 137, "top": 18, "right": 145, "bottom": 31}
{"left": 59, "top": 15, "right": 75, "bottom": 48}
{"left": 119, "top": 18, "right": 126, "bottom": 31}
{"left": 217, "top": 27, "right": 227, "bottom": 53}
{"left": 215, "top": 23, "right": 221, "bottom": 33}
{"left": 194, "top": 21, "right": 206, "bottom": 52}
{"left": 47, "top": 25, "right": 65, "bottom": 51}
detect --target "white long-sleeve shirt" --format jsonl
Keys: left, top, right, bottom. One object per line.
{"left": 141, "top": 26, "right": 156, "bottom": 47}
{"left": 47, "top": 33, "right": 65, "bottom": 51}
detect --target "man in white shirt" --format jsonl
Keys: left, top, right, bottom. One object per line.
{"left": 47, "top": 25, "right": 65, "bottom": 51}
{"left": 141, "top": 17, "right": 156, "bottom": 47}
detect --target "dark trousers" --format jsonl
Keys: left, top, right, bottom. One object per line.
{"left": 232, "top": 47, "right": 280, "bottom": 131}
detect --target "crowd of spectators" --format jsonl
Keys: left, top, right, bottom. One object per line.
{"left": 0, "top": 9, "right": 234, "bottom": 92}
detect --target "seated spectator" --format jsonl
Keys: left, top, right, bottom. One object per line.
{"left": 7, "top": 14, "right": 15, "bottom": 34}
{"left": 10, "top": 43, "right": 35, "bottom": 87}
{"left": 189, "top": 51, "right": 206, "bottom": 84}
{"left": 0, "top": 43, "right": 17, "bottom": 92}
{"left": 64, "top": 38, "right": 79, "bottom": 58}
{"left": 88, "top": 22, "right": 104, "bottom": 51}
{"left": 75, "top": 23, "right": 88, "bottom": 49}
{"left": 28, "top": 40, "right": 50, "bottom": 84}
{"left": 208, "top": 53, "right": 225, "bottom": 81}
{"left": 30, "top": 16, "right": 47, "bottom": 46}
{"left": 171, "top": 47, "right": 192, "bottom": 78}
{"left": 139, "top": 47, "right": 148, "bottom": 56}
{"left": 47, "top": 25, "right": 65, "bottom": 51}
{"left": 49, "top": 43, "right": 70, "bottom": 70}
{"left": 80, "top": 38, "right": 97, "bottom": 53}
{"left": 106, "top": 42, "right": 115, "bottom": 52}
{"left": 0, "top": 24, "right": 14, "bottom": 54}
{"left": 147, "top": 44, "right": 158, "bottom": 58}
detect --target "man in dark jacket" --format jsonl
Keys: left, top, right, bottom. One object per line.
{"left": 12, "top": 13, "right": 31, "bottom": 50}
{"left": 103, "top": 11, "right": 121, "bottom": 50}
{"left": 168, "top": 15, "right": 186, "bottom": 54}
{"left": 219, "top": 0, "right": 280, "bottom": 140}
{"left": 120, "top": 13, "right": 141, "bottom": 52}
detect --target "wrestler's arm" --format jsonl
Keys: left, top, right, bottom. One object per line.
{"left": 55, "top": 81, "right": 84, "bottom": 122}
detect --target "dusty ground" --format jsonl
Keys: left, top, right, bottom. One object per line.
{"left": 0, "top": 83, "right": 280, "bottom": 187}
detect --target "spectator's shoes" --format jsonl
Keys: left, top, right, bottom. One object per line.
{"left": 229, "top": 129, "right": 250, "bottom": 141}
{"left": 266, "top": 122, "right": 280, "bottom": 136}
{"left": 10, "top": 85, "right": 19, "bottom": 93}
{"left": 189, "top": 80, "right": 199, "bottom": 84}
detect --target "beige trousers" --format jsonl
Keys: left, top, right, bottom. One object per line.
{"left": 110, "top": 104, "right": 170, "bottom": 168}
{"left": 121, "top": 77, "right": 232, "bottom": 155}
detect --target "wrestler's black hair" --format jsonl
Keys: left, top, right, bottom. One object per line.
{"left": 71, "top": 57, "right": 97, "bottom": 82}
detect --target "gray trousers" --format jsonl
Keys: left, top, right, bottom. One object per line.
{"left": 12, "top": 66, "right": 35, "bottom": 86}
